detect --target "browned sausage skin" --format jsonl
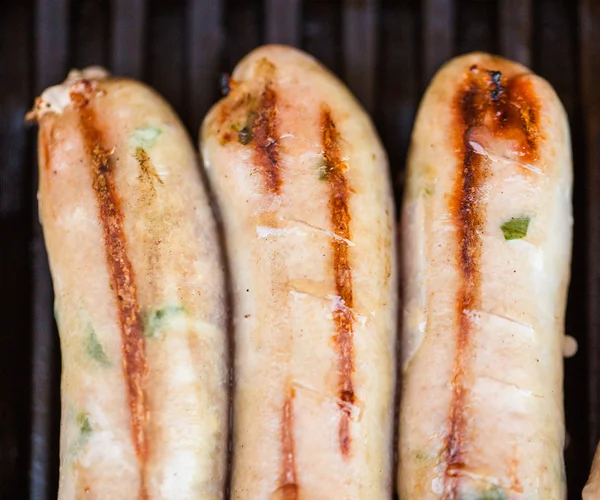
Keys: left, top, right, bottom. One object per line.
{"left": 201, "top": 45, "right": 397, "bottom": 499}
{"left": 30, "top": 68, "right": 228, "bottom": 500}
{"left": 400, "top": 53, "right": 571, "bottom": 499}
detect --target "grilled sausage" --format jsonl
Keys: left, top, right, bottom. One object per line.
{"left": 200, "top": 45, "right": 397, "bottom": 499}
{"left": 29, "top": 68, "right": 227, "bottom": 499}
{"left": 584, "top": 444, "right": 600, "bottom": 499}
{"left": 399, "top": 53, "right": 572, "bottom": 499}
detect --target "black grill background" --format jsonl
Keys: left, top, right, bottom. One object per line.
{"left": 1, "top": 0, "right": 597, "bottom": 498}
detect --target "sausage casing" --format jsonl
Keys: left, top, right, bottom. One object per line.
{"left": 201, "top": 45, "right": 397, "bottom": 499}
{"left": 399, "top": 53, "right": 572, "bottom": 499}
{"left": 30, "top": 68, "right": 227, "bottom": 500}
{"left": 584, "top": 444, "right": 600, "bottom": 499}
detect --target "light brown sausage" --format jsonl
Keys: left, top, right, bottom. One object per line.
{"left": 399, "top": 52, "right": 572, "bottom": 499}
{"left": 201, "top": 45, "right": 397, "bottom": 499}
{"left": 30, "top": 68, "right": 227, "bottom": 500}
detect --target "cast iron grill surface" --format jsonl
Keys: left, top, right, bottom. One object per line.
{"left": 0, "top": 0, "right": 598, "bottom": 498}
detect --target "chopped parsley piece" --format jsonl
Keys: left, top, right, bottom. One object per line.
{"left": 76, "top": 413, "right": 92, "bottom": 437}
{"left": 85, "top": 326, "right": 110, "bottom": 366}
{"left": 131, "top": 126, "right": 162, "bottom": 148}
{"left": 460, "top": 486, "right": 507, "bottom": 500}
{"left": 144, "top": 305, "right": 185, "bottom": 338}
{"left": 501, "top": 216, "right": 530, "bottom": 240}
{"left": 477, "top": 486, "right": 506, "bottom": 500}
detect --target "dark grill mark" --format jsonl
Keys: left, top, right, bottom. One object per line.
{"left": 279, "top": 388, "right": 298, "bottom": 500}
{"left": 252, "top": 85, "right": 282, "bottom": 194}
{"left": 70, "top": 82, "right": 148, "bottom": 499}
{"left": 489, "top": 70, "right": 502, "bottom": 101}
{"left": 321, "top": 105, "right": 355, "bottom": 457}
{"left": 443, "top": 64, "right": 540, "bottom": 497}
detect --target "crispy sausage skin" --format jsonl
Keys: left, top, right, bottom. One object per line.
{"left": 201, "top": 45, "right": 397, "bottom": 499}
{"left": 29, "top": 68, "right": 227, "bottom": 500}
{"left": 399, "top": 53, "right": 572, "bottom": 499}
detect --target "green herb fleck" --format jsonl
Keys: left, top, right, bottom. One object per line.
{"left": 68, "top": 412, "right": 94, "bottom": 455}
{"left": 478, "top": 486, "right": 507, "bottom": 500}
{"left": 424, "top": 186, "right": 433, "bottom": 195}
{"left": 77, "top": 413, "right": 92, "bottom": 436}
{"left": 500, "top": 216, "right": 530, "bottom": 240}
{"left": 85, "top": 326, "right": 111, "bottom": 366}
{"left": 144, "top": 305, "right": 185, "bottom": 338}
{"left": 131, "top": 126, "right": 162, "bottom": 148}
{"left": 460, "top": 486, "right": 507, "bottom": 500}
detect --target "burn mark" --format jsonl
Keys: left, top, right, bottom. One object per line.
{"left": 41, "top": 126, "right": 53, "bottom": 171}
{"left": 220, "top": 73, "right": 232, "bottom": 96}
{"left": 467, "top": 65, "right": 541, "bottom": 165}
{"left": 279, "top": 388, "right": 298, "bottom": 500}
{"left": 135, "top": 147, "right": 163, "bottom": 192}
{"left": 134, "top": 147, "right": 165, "bottom": 296}
{"left": 252, "top": 85, "right": 282, "bottom": 193}
{"left": 489, "top": 70, "right": 502, "bottom": 101}
{"left": 442, "top": 65, "right": 541, "bottom": 497}
{"left": 321, "top": 105, "right": 355, "bottom": 457}
{"left": 506, "top": 78, "right": 540, "bottom": 162}
{"left": 70, "top": 80, "right": 148, "bottom": 499}
{"left": 69, "top": 79, "right": 96, "bottom": 108}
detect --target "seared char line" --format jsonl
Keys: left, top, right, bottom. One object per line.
{"left": 321, "top": 105, "right": 355, "bottom": 457}
{"left": 253, "top": 84, "right": 282, "bottom": 194}
{"left": 248, "top": 80, "right": 299, "bottom": 495}
{"left": 443, "top": 66, "right": 541, "bottom": 498}
{"left": 280, "top": 388, "right": 298, "bottom": 500}
{"left": 70, "top": 79, "right": 149, "bottom": 500}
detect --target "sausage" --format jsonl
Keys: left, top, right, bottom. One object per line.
{"left": 29, "top": 68, "right": 228, "bottom": 499}
{"left": 200, "top": 45, "right": 397, "bottom": 499}
{"left": 584, "top": 444, "right": 600, "bottom": 499}
{"left": 399, "top": 53, "right": 572, "bottom": 499}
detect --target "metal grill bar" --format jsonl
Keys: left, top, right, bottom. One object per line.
{"left": 581, "top": 0, "right": 600, "bottom": 461}
{"left": 343, "top": 0, "right": 378, "bottom": 112}
{"left": 30, "top": 1, "right": 69, "bottom": 498}
{"left": 265, "top": 0, "right": 301, "bottom": 46}
{"left": 187, "top": 0, "right": 224, "bottom": 132}
{"left": 111, "top": 0, "right": 147, "bottom": 79}
{"left": 422, "top": 0, "right": 455, "bottom": 83}
{"left": 499, "top": 0, "right": 532, "bottom": 66}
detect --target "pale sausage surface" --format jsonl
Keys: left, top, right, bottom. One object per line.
{"left": 31, "top": 68, "right": 228, "bottom": 500}
{"left": 201, "top": 45, "right": 397, "bottom": 500}
{"left": 399, "top": 52, "right": 572, "bottom": 499}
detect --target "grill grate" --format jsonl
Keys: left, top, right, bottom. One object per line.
{"left": 0, "top": 0, "right": 598, "bottom": 498}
